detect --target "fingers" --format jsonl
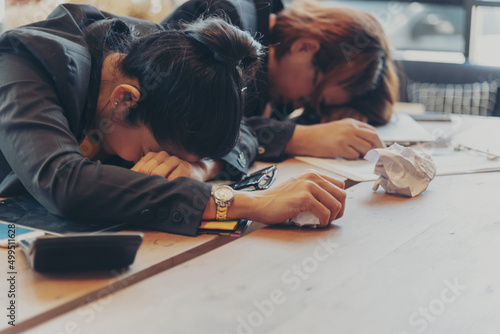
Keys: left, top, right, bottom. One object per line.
{"left": 141, "top": 159, "right": 163, "bottom": 175}
{"left": 330, "top": 145, "right": 360, "bottom": 160}
{"left": 303, "top": 170, "right": 345, "bottom": 189}
{"left": 304, "top": 193, "right": 332, "bottom": 228}
{"left": 339, "top": 118, "right": 384, "bottom": 149}
{"left": 345, "top": 136, "right": 376, "bottom": 159}
{"left": 165, "top": 163, "right": 191, "bottom": 181}
{"left": 308, "top": 173, "right": 346, "bottom": 218}
{"left": 296, "top": 171, "right": 347, "bottom": 225}
{"left": 150, "top": 162, "right": 175, "bottom": 178}
{"left": 149, "top": 155, "right": 179, "bottom": 176}
{"left": 306, "top": 181, "right": 345, "bottom": 225}
{"left": 131, "top": 151, "right": 197, "bottom": 180}
{"left": 150, "top": 156, "right": 189, "bottom": 180}
{"left": 131, "top": 151, "right": 170, "bottom": 174}
{"left": 131, "top": 156, "right": 149, "bottom": 172}
{"left": 354, "top": 127, "right": 384, "bottom": 149}
{"left": 321, "top": 119, "right": 383, "bottom": 159}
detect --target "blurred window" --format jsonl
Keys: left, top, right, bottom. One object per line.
{"left": 326, "top": 1, "right": 465, "bottom": 53}
{"left": 470, "top": 4, "right": 500, "bottom": 67}
{"left": 0, "top": 0, "right": 5, "bottom": 33}
{"left": 308, "top": 0, "right": 500, "bottom": 67}
{"left": 0, "top": 0, "right": 4, "bottom": 26}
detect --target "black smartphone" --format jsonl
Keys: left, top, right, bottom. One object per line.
{"left": 19, "top": 232, "right": 143, "bottom": 273}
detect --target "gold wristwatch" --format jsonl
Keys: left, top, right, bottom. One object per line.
{"left": 211, "top": 185, "right": 235, "bottom": 221}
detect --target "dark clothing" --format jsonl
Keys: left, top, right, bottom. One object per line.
{"left": 162, "top": 0, "right": 283, "bottom": 54}
{"left": 0, "top": 4, "right": 255, "bottom": 235}
{"left": 162, "top": 0, "right": 296, "bottom": 162}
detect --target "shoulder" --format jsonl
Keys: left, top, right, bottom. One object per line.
{"left": 163, "top": 0, "right": 259, "bottom": 30}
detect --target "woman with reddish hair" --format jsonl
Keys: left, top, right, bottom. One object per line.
{"left": 269, "top": 4, "right": 399, "bottom": 125}
{"left": 164, "top": 0, "right": 398, "bottom": 160}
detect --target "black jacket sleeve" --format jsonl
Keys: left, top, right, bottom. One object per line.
{"left": 217, "top": 122, "right": 258, "bottom": 180}
{"left": 0, "top": 53, "right": 211, "bottom": 236}
{"left": 245, "top": 117, "right": 295, "bottom": 162}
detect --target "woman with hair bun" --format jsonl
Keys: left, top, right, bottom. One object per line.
{"left": 0, "top": 4, "right": 346, "bottom": 235}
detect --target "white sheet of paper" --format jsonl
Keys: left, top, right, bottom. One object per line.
{"left": 297, "top": 115, "right": 500, "bottom": 181}
{"left": 452, "top": 119, "right": 500, "bottom": 157}
{"left": 376, "top": 113, "right": 435, "bottom": 145}
{"left": 297, "top": 146, "right": 500, "bottom": 182}
{"left": 295, "top": 156, "right": 378, "bottom": 182}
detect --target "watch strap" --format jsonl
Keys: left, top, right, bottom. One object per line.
{"left": 215, "top": 201, "right": 230, "bottom": 221}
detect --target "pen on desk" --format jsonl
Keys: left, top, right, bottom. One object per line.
{"left": 454, "top": 144, "right": 500, "bottom": 161}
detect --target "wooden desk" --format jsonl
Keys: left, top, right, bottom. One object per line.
{"left": 0, "top": 160, "right": 347, "bottom": 334}
{"left": 7, "top": 114, "right": 500, "bottom": 333}
{"left": 26, "top": 171, "right": 500, "bottom": 334}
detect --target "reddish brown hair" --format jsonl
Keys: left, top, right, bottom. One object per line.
{"left": 270, "top": 1, "right": 399, "bottom": 125}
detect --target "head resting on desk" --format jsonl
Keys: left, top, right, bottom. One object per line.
{"left": 268, "top": 1, "right": 399, "bottom": 125}
{"left": 95, "top": 18, "right": 263, "bottom": 163}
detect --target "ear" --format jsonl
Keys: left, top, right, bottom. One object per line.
{"left": 109, "top": 84, "right": 141, "bottom": 121}
{"left": 290, "top": 38, "right": 320, "bottom": 55}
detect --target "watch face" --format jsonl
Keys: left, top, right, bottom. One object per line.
{"left": 215, "top": 186, "right": 234, "bottom": 202}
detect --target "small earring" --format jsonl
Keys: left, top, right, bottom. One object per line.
{"left": 113, "top": 101, "right": 118, "bottom": 106}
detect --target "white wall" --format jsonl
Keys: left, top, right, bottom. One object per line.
{"left": 4, "top": 0, "right": 178, "bottom": 30}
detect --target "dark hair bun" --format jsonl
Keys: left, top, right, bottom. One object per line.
{"left": 184, "top": 18, "right": 263, "bottom": 70}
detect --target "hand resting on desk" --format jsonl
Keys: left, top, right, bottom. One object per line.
{"left": 285, "top": 118, "right": 385, "bottom": 160}
{"left": 222, "top": 171, "right": 346, "bottom": 227}
{"left": 133, "top": 155, "right": 347, "bottom": 227}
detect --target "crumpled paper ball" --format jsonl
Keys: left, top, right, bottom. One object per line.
{"left": 364, "top": 143, "right": 436, "bottom": 197}
{"left": 289, "top": 211, "right": 320, "bottom": 228}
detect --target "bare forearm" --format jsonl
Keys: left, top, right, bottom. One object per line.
{"left": 284, "top": 125, "right": 309, "bottom": 156}
{"left": 196, "top": 159, "right": 224, "bottom": 181}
